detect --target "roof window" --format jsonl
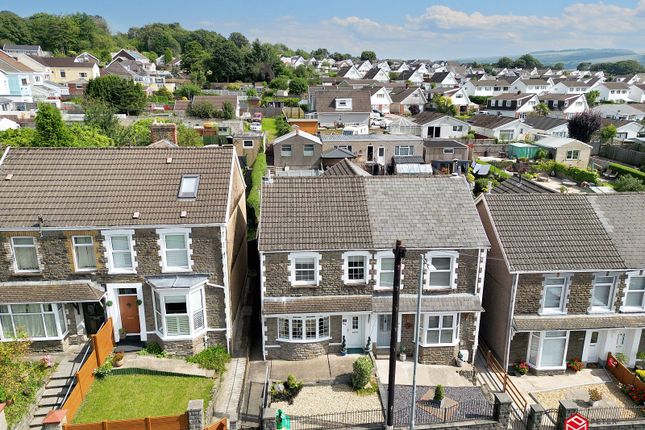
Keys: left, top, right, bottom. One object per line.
{"left": 178, "top": 175, "right": 200, "bottom": 198}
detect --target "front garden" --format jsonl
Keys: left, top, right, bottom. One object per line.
{"left": 0, "top": 337, "right": 55, "bottom": 428}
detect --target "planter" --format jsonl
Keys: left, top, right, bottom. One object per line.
{"left": 455, "top": 358, "right": 464, "bottom": 367}
{"left": 399, "top": 353, "right": 407, "bottom": 362}
{"left": 113, "top": 358, "right": 124, "bottom": 368}
{"left": 340, "top": 350, "right": 347, "bottom": 356}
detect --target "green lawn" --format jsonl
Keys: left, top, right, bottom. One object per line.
{"left": 73, "top": 374, "right": 214, "bottom": 423}
{"left": 261, "top": 118, "right": 277, "bottom": 142}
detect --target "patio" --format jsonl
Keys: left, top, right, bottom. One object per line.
{"left": 269, "top": 353, "right": 360, "bottom": 383}
{"left": 374, "top": 358, "right": 474, "bottom": 387}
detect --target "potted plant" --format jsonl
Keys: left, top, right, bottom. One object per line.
{"left": 433, "top": 384, "right": 446, "bottom": 408}
{"left": 399, "top": 345, "right": 407, "bottom": 362}
{"left": 514, "top": 361, "right": 529, "bottom": 376}
{"left": 636, "top": 351, "right": 645, "bottom": 370}
{"left": 119, "top": 327, "right": 127, "bottom": 338}
{"left": 567, "top": 357, "right": 585, "bottom": 373}
{"left": 364, "top": 336, "right": 372, "bottom": 354}
{"left": 340, "top": 336, "right": 347, "bottom": 356}
{"left": 455, "top": 351, "right": 464, "bottom": 367}
{"left": 112, "top": 351, "right": 125, "bottom": 367}
{"left": 589, "top": 387, "right": 603, "bottom": 407}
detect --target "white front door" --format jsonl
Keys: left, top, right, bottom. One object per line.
{"left": 343, "top": 315, "right": 364, "bottom": 348}
{"left": 615, "top": 330, "right": 627, "bottom": 354}
{"left": 376, "top": 147, "right": 385, "bottom": 165}
{"left": 585, "top": 330, "right": 600, "bottom": 363}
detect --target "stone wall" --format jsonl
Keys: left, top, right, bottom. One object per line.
{"left": 508, "top": 332, "right": 529, "bottom": 368}
{"left": 264, "top": 315, "right": 342, "bottom": 360}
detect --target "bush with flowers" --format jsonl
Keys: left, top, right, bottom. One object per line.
{"left": 567, "top": 357, "right": 584, "bottom": 372}
{"left": 621, "top": 383, "right": 645, "bottom": 405}
{"left": 514, "top": 361, "right": 529, "bottom": 375}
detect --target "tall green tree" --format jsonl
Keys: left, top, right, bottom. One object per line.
{"left": 83, "top": 99, "right": 119, "bottom": 137}
{"left": 86, "top": 75, "right": 146, "bottom": 115}
{"left": 600, "top": 124, "right": 617, "bottom": 143}
{"left": 208, "top": 40, "right": 244, "bottom": 82}
{"left": 360, "top": 50, "right": 377, "bottom": 63}
{"left": 228, "top": 32, "right": 249, "bottom": 49}
{"left": 568, "top": 111, "right": 601, "bottom": 143}
{"left": 34, "top": 103, "right": 70, "bottom": 146}
{"left": 288, "top": 77, "right": 307, "bottom": 95}
{"left": 585, "top": 90, "right": 600, "bottom": 107}
{"left": 433, "top": 95, "right": 457, "bottom": 116}
{"left": 0, "top": 11, "right": 33, "bottom": 45}
{"left": 496, "top": 57, "right": 514, "bottom": 68}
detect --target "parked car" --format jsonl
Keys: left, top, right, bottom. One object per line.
{"left": 250, "top": 122, "right": 262, "bottom": 132}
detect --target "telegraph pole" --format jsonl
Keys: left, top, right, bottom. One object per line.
{"left": 410, "top": 254, "right": 425, "bottom": 430}
{"left": 386, "top": 240, "right": 406, "bottom": 430}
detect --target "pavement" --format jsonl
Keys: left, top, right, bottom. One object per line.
{"left": 120, "top": 353, "right": 216, "bottom": 377}
{"left": 374, "top": 358, "right": 474, "bottom": 387}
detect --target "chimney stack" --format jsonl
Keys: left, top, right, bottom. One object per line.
{"left": 150, "top": 122, "right": 178, "bottom": 145}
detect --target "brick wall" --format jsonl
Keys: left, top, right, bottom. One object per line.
{"left": 150, "top": 122, "right": 177, "bottom": 144}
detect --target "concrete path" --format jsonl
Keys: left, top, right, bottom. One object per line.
{"left": 510, "top": 368, "right": 611, "bottom": 394}
{"left": 120, "top": 353, "right": 216, "bottom": 378}
{"left": 269, "top": 353, "right": 359, "bottom": 383}
{"left": 374, "top": 359, "right": 474, "bottom": 387}
{"left": 212, "top": 356, "right": 247, "bottom": 422}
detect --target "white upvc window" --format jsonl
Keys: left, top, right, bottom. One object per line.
{"left": 0, "top": 303, "right": 67, "bottom": 341}
{"left": 72, "top": 236, "right": 97, "bottom": 271}
{"left": 375, "top": 251, "right": 398, "bottom": 290}
{"left": 303, "top": 144, "right": 315, "bottom": 157}
{"left": 10, "top": 237, "right": 40, "bottom": 273}
{"left": 394, "top": 145, "right": 414, "bottom": 156}
{"left": 157, "top": 228, "right": 192, "bottom": 273}
{"left": 102, "top": 230, "right": 136, "bottom": 274}
{"left": 589, "top": 274, "right": 616, "bottom": 312}
{"left": 540, "top": 275, "right": 569, "bottom": 315}
{"left": 426, "top": 251, "right": 458, "bottom": 289}
{"left": 622, "top": 274, "right": 645, "bottom": 312}
{"left": 289, "top": 252, "right": 321, "bottom": 286}
{"left": 281, "top": 144, "right": 292, "bottom": 157}
{"left": 276, "top": 315, "right": 330, "bottom": 342}
{"left": 342, "top": 251, "right": 370, "bottom": 284}
{"left": 566, "top": 150, "right": 580, "bottom": 160}
{"left": 152, "top": 286, "right": 206, "bottom": 339}
{"left": 527, "top": 331, "right": 569, "bottom": 369}
{"left": 420, "top": 313, "right": 458, "bottom": 346}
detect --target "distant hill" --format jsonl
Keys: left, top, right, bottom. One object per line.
{"left": 454, "top": 48, "right": 645, "bottom": 69}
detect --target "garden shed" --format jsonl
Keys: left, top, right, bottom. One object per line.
{"left": 507, "top": 142, "right": 539, "bottom": 159}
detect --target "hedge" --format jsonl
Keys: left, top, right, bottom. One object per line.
{"left": 247, "top": 152, "right": 267, "bottom": 217}
{"left": 609, "top": 162, "right": 645, "bottom": 182}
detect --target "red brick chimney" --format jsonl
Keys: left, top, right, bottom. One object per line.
{"left": 150, "top": 122, "right": 177, "bottom": 145}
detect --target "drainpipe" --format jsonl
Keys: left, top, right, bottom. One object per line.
{"left": 504, "top": 273, "right": 520, "bottom": 370}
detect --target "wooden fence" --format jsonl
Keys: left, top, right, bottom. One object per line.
{"left": 62, "top": 318, "right": 116, "bottom": 421}
{"left": 63, "top": 414, "right": 189, "bottom": 430}
{"left": 606, "top": 352, "right": 645, "bottom": 391}
{"left": 483, "top": 348, "right": 528, "bottom": 412}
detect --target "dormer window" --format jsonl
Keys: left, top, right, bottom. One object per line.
{"left": 335, "top": 98, "right": 352, "bottom": 110}
{"left": 178, "top": 175, "right": 200, "bottom": 198}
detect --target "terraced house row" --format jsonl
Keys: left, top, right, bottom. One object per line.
{"left": 0, "top": 147, "right": 247, "bottom": 355}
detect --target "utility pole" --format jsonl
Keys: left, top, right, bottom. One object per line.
{"left": 410, "top": 254, "right": 425, "bottom": 430}
{"left": 386, "top": 240, "right": 406, "bottom": 430}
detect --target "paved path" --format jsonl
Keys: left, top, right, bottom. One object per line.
{"left": 120, "top": 353, "right": 215, "bottom": 378}
{"left": 374, "top": 359, "right": 474, "bottom": 387}
{"left": 212, "top": 356, "right": 247, "bottom": 423}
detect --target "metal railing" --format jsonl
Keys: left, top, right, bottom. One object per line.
{"left": 289, "top": 409, "right": 384, "bottom": 430}
{"left": 577, "top": 405, "right": 645, "bottom": 423}
{"left": 392, "top": 399, "right": 495, "bottom": 427}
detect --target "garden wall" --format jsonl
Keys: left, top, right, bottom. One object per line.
{"left": 600, "top": 146, "right": 645, "bottom": 167}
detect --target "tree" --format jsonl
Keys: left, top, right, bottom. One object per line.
{"left": 246, "top": 88, "right": 258, "bottom": 97}
{"left": 585, "top": 90, "right": 600, "bottom": 107}
{"left": 228, "top": 32, "right": 249, "bottom": 49}
{"left": 614, "top": 175, "right": 645, "bottom": 192}
{"left": 532, "top": 102, "right": 550, "bottom": 117}
{"left": 310, "top": 48, "right": 329, "bottom": 59}
{"left": 552, "top": 62, "right": 565, "bottom": 70}
{"left": 86, "top": 75, "right": 147, "bottom": 115}
{"left": 360, "top": 50, "right": 377, "bottom": 63}
{"left": 83, "top": 99, "right": 119, "bottom": 137}
{"left": 568, "top": 111, "right": 601, "bottom": 143}
{"left": 433, "top": 95, "right": 457, "bottom": 116}
{"left": 288, "top": 77, "right": 307, "bottom": 95}
{"left": 496, "top": 56, "right": 514, "bottom": 68}
{"left": 274, "top": 116, "right": 291, "bottom": 137}
{"left": 187, "top": 101, "right": 217, "bottom": 118}
{"left": 600, "top": 124, "right": 617, "bottom": 143}
{"left": 175, "top": 84, "right": 202, "bottom": 99}
{"left": 221, "top": 102, "right": 235, "bottom": 120}
{"left": 208, "top": 40, "right": 244, "bottom": 82}
{"left": 0, "top": 11, "right": 33, "bottom": 45}
{"left": 577, "top": 62, "right": 592, "bottom": 71}
{"left": 181, "top": 40, "right": 209, "bottom": 75}
{"left": 34, "top": 103, "right": 70, "bottom": 146}
{"left": 513, "top": 54, "right": 542, "bottom": 69}
{"left": 269, "top": 76, "right": 289, "bottom": 90}
{"left": 163, "top": 47, "right": 174, "bottom": 65}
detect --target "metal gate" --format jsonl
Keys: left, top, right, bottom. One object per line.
{"left": 509, "top": 407, "right": 529, "bottom": 430}
{"left": 537, "top": 409, "right": 558, "bottom": 430}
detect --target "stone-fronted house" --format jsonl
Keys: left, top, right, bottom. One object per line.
{"left": 477, "top": 193, "right": 645, "bottom": 374}
{"left": 0, "top": 147, "right": 247, "bottom": 355}
{"left": 259, "top": 176, "right": 490, "bottom": 364}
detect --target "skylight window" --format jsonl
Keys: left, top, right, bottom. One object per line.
{"left": 178, "top": 175, "right": 200, "bottom": 198}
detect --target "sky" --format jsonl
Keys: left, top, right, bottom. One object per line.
{"left": 4, "top": 0, "right": 645, "bottom": 59}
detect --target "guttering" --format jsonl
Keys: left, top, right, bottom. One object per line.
{"left": 0, "top": 223, "right": 225, "bottom": 232}
{"left": 0, "top": 146, "right": 10, "bottom": 167}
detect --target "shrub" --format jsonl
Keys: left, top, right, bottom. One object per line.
{"left": 271, "top": 374, "right": 303, "bottom": 403}
{"left": 186, "top": 345, "right": 230, "bottom": 374}
{"left": 589, "top": 387, "right": 603, "bottom": 402}
{"left": 622, "top": 384, "right": 645, "bottom": 405}
{"left": 351, "top": 356, "right": 373, "bottom": 390}
{"left": 514, "top": 361, "right": 529, "bottom": 375}
{"left": 112, "top": 352, "right": 124, "bottom": 364}
{"left": 608, "top": 162, "right": 645, "bottom": 182}
{"left": 615, "top": 352, "right": 628, "bottom": 365}
{"left": 94, "top": 358, "right": 113, "bottom": 378}
{"left": 188, "top": 101, "right": 217, "bottom": 118}
{"left": 434, "top": 385, "right": 445, "bottom": 401}
{"left": 614, "top": 175, "right": 645, "bottom": 192}
{"left": 636, "top": 369, "right": 645, "bottom": 383}
{"left": 474, "top": 178, "right": 499, "bottom": 194}
{"left": 139, "top": 341, "right": 166, "bottom": 357}
{"left": 567, "top": 357, "right": 585, "bottom": 372}
{"left": 567, "top": 167, "right": 599, "bottom": 184}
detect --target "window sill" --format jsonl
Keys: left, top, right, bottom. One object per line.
{"left": 161, "top": 268, "right": 193, "bottom": 274}
{"left": 620, "top": 307, "right": 645, "bottom": 313}
{"left": 291, "top": 284, "right": 318, "bottom": 288}
{"left": 155, "top": 328, "right": 206, "bottom": 342}
{"left": 344, "top": 282, "right": 369, "bottom": 287}
{"left": 537, "top": 310, "right": 567, "bottom": 316}
{"left": 276, "top": 336, "right": 332, "bottom": 344}
{"left": 424, "top": 286, "right": 454, "bottom": 292}
{"left": 587, "top": 309, "right": 615, "bottom": 314}
{"left": 75, "top": 268, "right": 97, "bottom": 273}
{"left": 107, "top": 270, "right": 137, "bottom": 275}
{"left": 418, "top": 342, "right": 458, "bottom": 348}
{"left": 11, "top": 271, "right": 42, "bottom": 277}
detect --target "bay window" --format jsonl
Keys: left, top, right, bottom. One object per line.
{"left": 590, "top": 275, "right": 616, "bottom": 312}
{"left": 72, "top": 236, "right": 97, "bottom": 271}
{"left": 427, "top": 252, "right": 457, "bottom": 289}
{"left": 103, "top": 230, "right": 136, "bottom": 274}
{"left": 623, "top": 276, "right": 645, "bottom": 311}
{"left": 540, "top": 276, "right": 568, "bottom": 314}
{"left": 289, "top": 253, "right": 320, "bottom": 286}
{"left": 158, "top": 229, "right": 192, "bottom": 272}
{"left": 11, "top": 237, "right": 39, "bottom": 272}
{"left": 152, "top": 287, "right": 206, "bottom": 338}
{"left": 421, "top": 314, "right": 458, "bottom": 346}
{"left": 277, "top": 316, "right": 330, "bottom": 341}
{"left": 0, "top": 304, "right": 67, "bottom": 340}
{"left": 527, "top": 331, "right": 569, "bottom": 369}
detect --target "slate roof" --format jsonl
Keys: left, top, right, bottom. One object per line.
{"left": 392, "top": 155, "right": 425, "bottom": 164}
{"left": 468, "top": 114, "right": 518, "bottom": 129}
{"left": 0, "top": 281, "right": 105, "bottom": 304}
{"left": 491, "top": 176, "right": 556, "bottom": 195}
{"left": 320, "top": 147, "right": 356, "bottom": 159}
{"left": 263, "top": 295, "right": 373, "bottom": 314}
{"left": 362, "top": 68, "right": 384, "bottom": 80}
{"left": 320, "top": 134, "right": 422, "bottom": 142}
{"left": 259, "top": 176, "right": 489, "bottom": 252}
{"left": 559, "top": 80, "right": 590, "bottom": 88}
{"left": 314, "top": 89, "right": 372, "bottom": 113}
{"left": 523, "top": 116, "right": 569, "bottom": 131}
{"left": 372, "top": 293, "right": 483, "bottom": 313}
{"left": 28, "top": 56, "right": 92, "bottom": 68}
{"left": 519, "top": 79, "right": 551, "bottom": 85}
{"left": 0, "top": 147, "right": 236, "bottom": 228}
{"left": 600, "top": 118, "right": 641, "bottom": 129}
{"left": 427, "top": 72, "right": 451, "bottom": 83}
{"left": 602, "top": 82, "right": 630, "bottom": 90}
{"left": 587, "top": 193, "right": 645, "bottom": 269}
{"left": 192, "top": 95, "right": 238, "bottom": 110}
{"left": 513, "top": 314, "right": 645, "bottom": 331}
{"left": 424, "top": 139, "right": 468, "bottom": 149}
{"left": 389, "top": 87, "right": 422, "bottom": 103}
{"left": 491, "top": 93, "right": 535, "bottom": 101}
{"left": 322, "top": 159, "right": 370, "bottom": 177}
{"left": 412, "top": 111, "right": 448, "bottom": 125}
{"left": 482, "top": 194, "right": 626, "bottom": 272}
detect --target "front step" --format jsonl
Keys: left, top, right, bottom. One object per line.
{"left": 42, "top": 386, "right": 70, "bottom": 399}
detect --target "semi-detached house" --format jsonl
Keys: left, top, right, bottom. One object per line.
{"left": 0, "top": 147, "right": 247, "bottom": 355}
{"left": 477, "top": 193, "right": 645, "bottom": 374}
{"left": 258, "top": 176, "right": 490, "bottom": 365}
